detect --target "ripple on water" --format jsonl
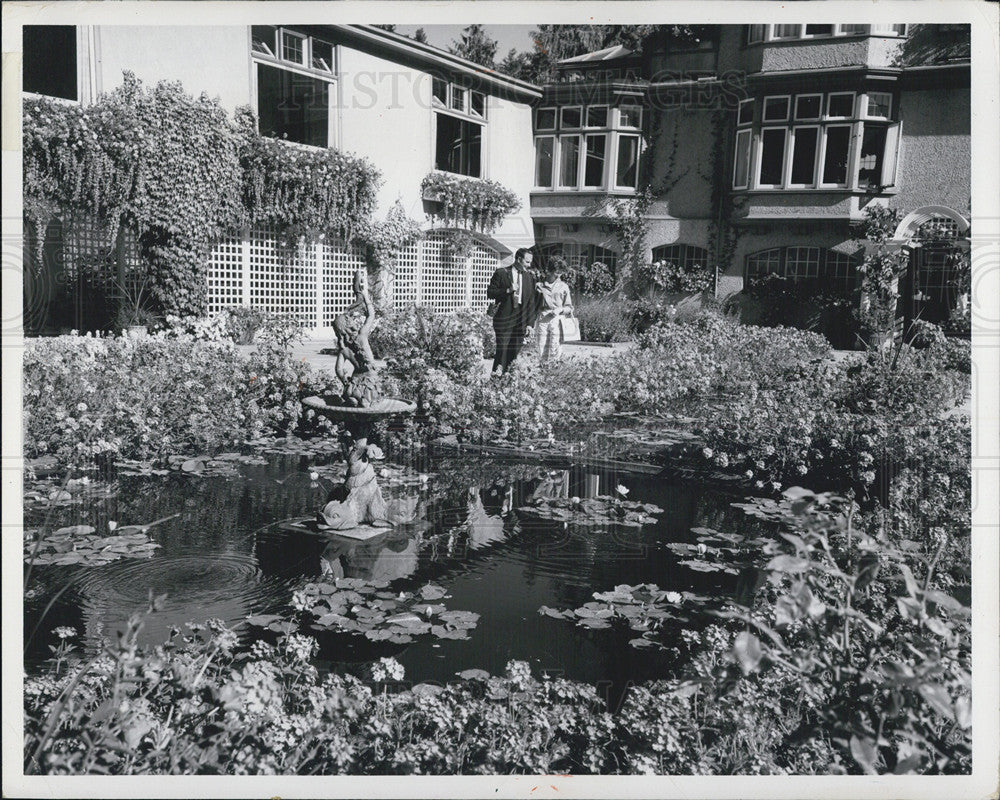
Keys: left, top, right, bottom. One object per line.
{"left": 71, "top": 552, "right": 290, "bottom": 647}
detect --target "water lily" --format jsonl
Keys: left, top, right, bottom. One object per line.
{"left": 665, "top": 592, "right": 682, "bottom": 604}
{"left": 616, "top": 484, "right": 629, "bottom": 497}
{"left": 309, "top": 471, "right": 319, "bottom": 481}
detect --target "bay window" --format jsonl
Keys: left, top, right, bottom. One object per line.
{"left": 744, "top": 24, "right": 907, "bottom": 43}
{"left": 734, "top": 90, "right": 899, "bottom": 191}
{"left": 534, "top": 103, "right": 643, "bottom": 191}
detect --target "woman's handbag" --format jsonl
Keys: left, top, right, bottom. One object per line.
{"left": 486, "top": 301, "right": 499, "bottom": 318}
{"left": 559, "top": 314, "right": 581, "bottom": 342}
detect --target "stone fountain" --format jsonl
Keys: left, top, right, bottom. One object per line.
{"left": 295, "top": 269, "right": 417, "bottom": 541}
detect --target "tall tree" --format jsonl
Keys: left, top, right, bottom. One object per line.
{"left": 449, "top": 25, "right": 498, "bottom": 68}
{"left": 412, "top": 28, "right": 428, "bottom": 44}
{"left": 372, "top": 24, "right": 397, "bottom": 33}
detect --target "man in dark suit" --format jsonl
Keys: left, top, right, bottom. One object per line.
{"left": 487, "top": 248, "right": 540, "bottom": 374}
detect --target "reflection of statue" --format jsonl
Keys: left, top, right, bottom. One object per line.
{"left": 332, "top": 270, "right": 380, "bottom": 408}
{"left": 320, "top": 528, "right": 422, "bottom": 583}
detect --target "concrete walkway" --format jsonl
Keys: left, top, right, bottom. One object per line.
{"left": 285, "top": 337, "right": 633, "bottom": 379}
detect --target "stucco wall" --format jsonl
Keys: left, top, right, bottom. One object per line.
{"left": 96, "top": 26, "right": 253, "bottom": 110}
{"left": 895, "top": 87, "right": 971, "bottom": 216}
{"left": 648, "top": 107, "right": 716, "bottom": 218}
{"left": 337, "top": 47, "right": 535, "bottom": 251}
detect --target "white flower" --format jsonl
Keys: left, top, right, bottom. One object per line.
{"left": 76, "top": 403, "right": 88, "bottom": 412}
{"left": 309, "top": 471, "right": 319, "bottom": 481}
{"left": 696, "top": 543, "right": 708, "bottom": 555}
{"left": 616, "top": 484, "right": 629, "bottom": 497}
{"left": 108, "top": 521, "right": 117, "bottom": 531}
{"left": 702, "top": 448, "right": 714, "bottom": 459}
{"left": 53, "top": 626, "right": 77, "bottom": 639}
{"left": 665, "top": 592, "right": 682, "bottom": 604}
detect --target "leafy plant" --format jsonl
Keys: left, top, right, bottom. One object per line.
{"left": 420, "top": 172, "right": 520, "bottom": 234}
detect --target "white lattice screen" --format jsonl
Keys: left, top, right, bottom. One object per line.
{"left": 206, "top": 235, "right": 243, "bottom": 316}
{"left": 205, "top": 228, "right": 503, "bottom": 331}
{"left": 321, "top": 239, "right": 367, "bottom": 327}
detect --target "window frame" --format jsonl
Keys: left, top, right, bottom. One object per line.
{"left": 585, "top": 105, "right": 609, "bottom": 129}
{"left": 614, "top": 132, "right": 642, "bottom": 190}
{"left": 771, "top": 24, "right": 802, "bottom": 40}
{"left": 557, "top": 133, "right": 582, "bottom": 188}
{"left": 756, "top": 126, "right": 789, "bottom": 188}
{"left": 863, "top": 91, "right": 893, "bottom": 120}
{"left": 534, "top": 135, "right": 556, "bottom": 189}
{"left": 583, "top": 133, "right": 608, "bottom": 189}
{"left": 787, "top": 125, "right": 821, "bottom": 188}
{"left": 617, "top": 105, "right": 643, "bottom": 130}
{"left": 536, "top": 107, "right": 557, "bottom": 131}
{"left": 802, "top": 24, "right": 837, "bottom": 39}
{"left": 733, "top": 128, "right": 753, "bottom": 190}
{"left": 560, "top": 106, "right": 583, "bottom": 130}
{"left": 825, "top": 92, "right": 856, "bottom": 120}
{"left": 817, "top": 123, "right": 853, "bottom": 188}
{"left": 253, "top": 57, "right": 337, "bottom": 149}
{"left": 763, "top": 95, "right": 791, "bottom": 123}
{"left": 794, "top": 93, "right": 823, "bottom": 121}
{"left": 738, "top": 98, "right": 754, "bottom": 126}
{"left": 280, "top": 29, "right": 307, "bottom": 66}
{"left": 433, "top": 107, "right": 485, "bottom": 178}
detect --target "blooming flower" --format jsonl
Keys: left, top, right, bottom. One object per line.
{"left": 616, "top": 484, "right": 629, "bottom": 497}
{"left": 702, "top": 447, "right": 714, "bottom": 459}
{"left": 309, "top": 471, "right": 319, "bottom": 481}
{"left": 665, "top": 591, "right": 682, "bottom": 604}
{"left": 53, "top": 626, "right": 77, "bottom": 639}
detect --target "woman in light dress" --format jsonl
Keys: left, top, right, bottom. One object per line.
{"left": 534, "top": 257, "right": 574, "bottom": 363}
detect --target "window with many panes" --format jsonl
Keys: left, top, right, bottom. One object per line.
{"left": 744, "top": 24, "right": 907, "bottom": 44}
{"left": 651, "top": 244, "right": 709, "bottom": 270}
{"left": 432, "top": 78, "right": 487, "bottom": 178}
{"left": 733, "top": 91, "right": 899, "bottom": 191}
{"left": 534, "top": 104, "right": 642, "bottom": 191}
{"left": 252, "top": 26, "right": 336, "bottom": 148}
{"left": 745, "top": 247, "right": 858, "bottom": 286}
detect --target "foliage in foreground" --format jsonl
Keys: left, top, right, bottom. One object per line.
{"left": 26, "top": 482, "right": 971, "bottom": 777}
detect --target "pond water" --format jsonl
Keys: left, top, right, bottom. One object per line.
{"left": 24, "top": 449, "right": 761, "bottom": 702}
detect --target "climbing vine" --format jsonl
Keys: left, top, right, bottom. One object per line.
{"left": 358, "top": 200, "right": 423, "bottom": 309}
{"left": 23, "top": 73, "right": 381, "bottom": 318}
{"left": 853, "top": 205, "right": 908, "bottom": 344}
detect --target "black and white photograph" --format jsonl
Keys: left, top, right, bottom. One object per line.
{"left": 3, "top": 2, "right": 998, "bottom": 797}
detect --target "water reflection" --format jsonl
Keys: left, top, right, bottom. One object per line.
{"left": 25, "top": 453, "right": 763, "bottom": 688}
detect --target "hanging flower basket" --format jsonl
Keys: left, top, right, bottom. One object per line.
{"left": 420, "top": 172, "right": 520, "bottom": 235}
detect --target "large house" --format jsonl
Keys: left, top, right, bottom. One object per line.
{"left": 531, "top": 24, "right": 971, "bottom": 326}
{"left": 22, "top": 23, "right": 970, "bottom": 333}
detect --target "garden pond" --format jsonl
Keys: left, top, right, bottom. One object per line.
{"left": 24, "top": 446, "right": 770, "bottom": 703}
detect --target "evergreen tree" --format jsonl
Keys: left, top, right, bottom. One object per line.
{"left": 372, "top": 24, "right": 397, "bottom": 33}
{"left": 413, "top": 28, "right": 428, "bottom": 44}
{"left": 449, "top": 25, "right": 499, "bottom": 68}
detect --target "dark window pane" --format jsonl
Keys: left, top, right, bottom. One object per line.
{"left": 585, "top": 135, "right": 606, "bottom": 186}
{"left": 763, "top": 96, "right": 789, "bottom": 121}
{"left": 435, "top": 113, "right": 481, "bottom": 177}
{"left": 759, "top": 128, "right": 786, "bottom": 185}
{"left": 471, "top": 92, "right": 486, "bottom": 116}
{"left": 805, "top": 25, "right": 834, "bottom": 36}
{"left": 587, "top": 106, "right": 608, "bottom": 127}
{"left": 858, "top": 126, "right": 887, "bottom": 188}
{"left": 560, "top": 136, "right": 580, "bottom": 186}
{"left": 451, "top": 86, "right": 466, "bottom": 112}
{"left": 251, "top": 26, "right": 277, "bottom": 56}
{"left": 536, "top": 108, "right": 556, "bottom": 129}
{"left": 24, "top": 26, "right": 77, "bottom": 100}
{"left": 561, "top": 107, "right": 582, "bottom": 128}
{"left": 738, "top": 100, "right": 753, "bottom": 125}
{"left": 432, "top": 78, "right": 447, "bottom": 104}
{"left": 822, "top": 126, "right": 851, "bottom": 184}
{"left": 795, "top": 95, "right": 821, "bottom": 119}
{"left": 281, "top": 31, "right": 305, "bottom": 64}
{"left": 790, "top": 128, "right": 818, "bottom": 184}
{"left": 257, "top": 64, "right": 329, "bottom": 147}
{"left": 733, "top": 130, "right": 751, "bottom": 187}
{"left": 312, "top": 39, "right": 333, "bottom": 72}
{"left": 827, "top": 93, "right": 854, "bottom": 116}
{"left": 616, "top": 135, "right": 639, "bottom": 187}
{"left": 535, "top": 138, "right": 554, "bottom": 187}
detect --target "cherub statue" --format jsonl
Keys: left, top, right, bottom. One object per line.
{"left": 332, "top": 269, "right": 381, "bottom": 407}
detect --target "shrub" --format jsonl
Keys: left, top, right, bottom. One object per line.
{"left": 574, "top": 295, "right": 633, "bottom": 342}
{"left": 22, "top": 333, "right": 337, "bottom": 466}
{"left": 744, "top": 275, "right": 858, "bottom": 350}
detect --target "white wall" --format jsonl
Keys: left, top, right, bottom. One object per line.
{"left": 96, "top": 26, "right": 253, "bottom": 111}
